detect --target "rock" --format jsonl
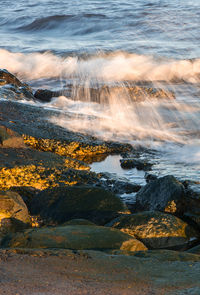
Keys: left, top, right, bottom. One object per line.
{"left": 0, "top": 125, "right": 25, "bottom": 148}
{"left": 69, "top": 84, "right": 175, "bottom": 104}
{"left": 0, "top": 191, "right": 30, "bottom": 224}
{"left": 29, "top": 186, "right": 129, "bottom": 225}
{"left": 106, "top": 211, "right": 199, "bottom": 250}
{"left": 98, "top": 173, "right": 141, "bottom": 195}
{"left": 1, "top": 225, "right": 147, "bottom": 252}
{"left": 120, "top": 158, "right": 152, "bottom": 171}
{"left": 187, "top": 244, "right": 200, "bottom": 255}
{"left": 108, "top": 249, "right": 200, "bottom": 262}
{"left": 0, "top": 69, "right": 24, "bottom": 87}
{"left": 0, "top": 69, "right": 34, "bottom": 100}
{"left": 62, "top": 219, "right": 96, "bottom": 226}
{"left": 34, "top": 89, "right": 61, "bottom": 102}
{"left": 134, "top": 175, "right": 186, "bottom": 213}
{"left": 0, "top": 217, "right": 29, "bottom": 237}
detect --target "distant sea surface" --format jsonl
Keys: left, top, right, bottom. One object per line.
{"left": 0, "top": 0, "right": 200, "bottom": 186}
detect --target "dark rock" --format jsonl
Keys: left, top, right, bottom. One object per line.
{"left": 134, "top": 175, "right": 186, "bottom": 213}
{"left": 29, "top": 186, "right": 129, "bottom": 225}
{"left": 34, "top": 89, "right": 61, "bottom": 102}
{"left": 106, "top": 211, "right": 199, "bottom": 250}
{"left": 0, "top": 217, "right": 29, "bottom": 238}
{"left": 120, "top": 158, "right": 152, "bottom": 171}
{"left": 1, "top": 225, "right": 147, "bottom": 251}
{"left": 187, "top": 244, "right": 200, "bottom": 255}
{"left": 145, "top": 173, "right": 158, "bottom": 183}
{"left": 62, "top": 219, "right": 96, "bottom": 226}
{"left": 98, "top": 173, "right": 141, "bottom": 195}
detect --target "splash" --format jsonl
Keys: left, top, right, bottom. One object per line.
{"left": 0, "top": 49, "right": 200, "bottom": 83}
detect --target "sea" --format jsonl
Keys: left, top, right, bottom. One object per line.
{"left": 0, "top": 0, "right": 200, "bottom": 192}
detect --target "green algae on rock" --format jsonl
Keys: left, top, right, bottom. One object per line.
{"left": 106, "top": 211, "right": 199, "bottom": 249}
{"left": 1, "top": 225, "right": 147, "bottom": 252}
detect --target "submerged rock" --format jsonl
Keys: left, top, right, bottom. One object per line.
{"left": 29, "top": 186, "right": 129, "bottom": 225}
{"left": 1, "top": 225, "right": 147, "bottom": 252}
{"left": 34, "top": 89, "right": 61, "bottom": 102}
{"left": 69, "top": 84, "right": 175, "bottom": 104}
{"left": 120, "top": 158, "right": 152, "bottom": 171}
{"left": 106, "top": 211, "right": 199, "bottom": 250}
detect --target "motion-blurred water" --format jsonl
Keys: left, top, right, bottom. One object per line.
{"left": 0, "top": 0, "right": 200, "bottom": 185}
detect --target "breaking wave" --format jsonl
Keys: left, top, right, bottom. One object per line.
{"left": 0, "top": 49, "right": 200, "bottom": 83}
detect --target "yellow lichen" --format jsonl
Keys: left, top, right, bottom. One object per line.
{"left": 0, "top": 165, "right": 78, "bottom": 190}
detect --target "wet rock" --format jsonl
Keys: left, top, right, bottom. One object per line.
{"left": 29, "top": 186, "right": 129, "bottom": 225}
{"left": 0, "top": 125, "right": 25, "bottom": 148}
{"left": 134, "top": 175, "right": 186, "bottom": 213}
{"left": 69, "top": 84, "right": 175, "bottom": 104}
{"left": 145, "top": 173, "right": 158, "bottom": 183}
{"left": 34, "top": 89, "right": 61, "bottom": 102}
{"left": 0, "top": 191, "right": 30, "bottom": 225}
{"left": 187, "top": 244, "right": 200, "bottom": 255}
{"left": 106, "top": 211, "right": 199, "bottom": 250}
{"left": 0, "top": 69, "right": 24, "bottom": 87}
{"left": 0, "top": 69, "right": 34, "bottom": 100}
{"left": 1, "top": 225, "right": 147, "bottom": 252}
{"left": 120, "top": 158, "right": 152, "bottom": 171}
{"left": 98, "top": 173, "right": 141, "bottom": 195}
{"left": 23, "top": 135, "right": 132, "bottom": 162}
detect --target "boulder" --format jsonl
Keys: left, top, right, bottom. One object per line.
{"left": 0, "top": 125, "right": 25, "bottom": 148}
{"left": 134, "top": 175, "right": 186, "bottom": 213}
{"left": 34, "top": 89, "right": 60, "bottom": 102}
{"left": 1, "top": 225, "right": 147, "bottom": 251}
{"left": 29, "top": 186, "right": 129, "bottom": 225}
{"left": 0, "top": 191, "right": 30, "bottom": 238}
{"left": 106, "top": 211, "right": 199, "bottom": 249}
{"left": 120, "top": 158, "right": 152, "bottom": 171}
{"left": 0, "top": 191, "right": 30, "bottom": 224}
{"left": 0, "top": 69, "right": 34, "bottom": 100}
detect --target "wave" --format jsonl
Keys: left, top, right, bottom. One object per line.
{"left": 0, "top": 49, "right": 200, "bottom": 83}
{"left": 16, "top": 13, "right": 107, "bottom": 32}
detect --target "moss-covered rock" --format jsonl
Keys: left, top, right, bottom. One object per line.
{"left": 1, "top": 225, "right": 147, "bottom": 251}
{"left": 29, "top": 186, "right": 129, "bottom": 225}
{"left": 106, "top": 211, "right": 199, "bottom": 249}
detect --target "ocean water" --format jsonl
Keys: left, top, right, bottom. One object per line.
{"left": 0, "top": 0, "right": 200, "bottom": 186}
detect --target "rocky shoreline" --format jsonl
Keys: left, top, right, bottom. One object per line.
{"left": 0, "top": 70, "right": 200, "bottom": 294}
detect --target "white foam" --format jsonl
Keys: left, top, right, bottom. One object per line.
{"left": 0, "top": 49, "right": 200, "bottom": 83}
